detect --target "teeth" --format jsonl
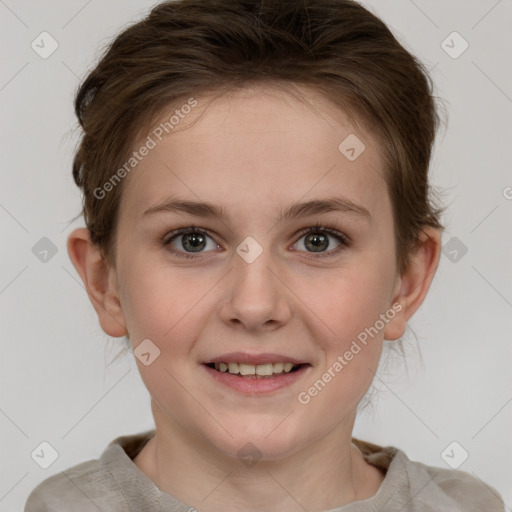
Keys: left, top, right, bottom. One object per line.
{"left": 256, "top": 363, "right": 273, "bottom": 376}
{"left": 213, "top": 362, "right": 299, "bottom": 376}
{"left": 283, "top": 362, "right": 294, "bottom": 372}
{"left": 239, "top": 363, "right": 256, "bottom": 375}
{"left": 273, "top": 362, "right": 284, "bottom": 373}
{"left": 228, "top": 362, "right": 239, "bottom": 374}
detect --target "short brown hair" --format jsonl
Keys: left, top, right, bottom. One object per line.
{"left": 71, "top": 0, "right": 444, "bottom": 274}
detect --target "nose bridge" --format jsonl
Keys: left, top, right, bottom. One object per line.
{"left": 233, "top": 239, "right": 278, "bottom": 303}
{"left": 221, "top": 237, "right": 290, "bottom": 330}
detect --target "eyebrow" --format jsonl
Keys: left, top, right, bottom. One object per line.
{"left": 143, "top": 196, "right": 371, "bottom": 222}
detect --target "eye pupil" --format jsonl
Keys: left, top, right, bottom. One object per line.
{"left": 305, "top": 233, "right": 329, "bottom": 252}
{"left": 182, "top": 233, "right": 206, "bottom": 252}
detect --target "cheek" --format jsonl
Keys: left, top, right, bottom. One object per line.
{"left": 119, "top": 265, "right": 211, "bottom": 427}
{"left": 119, "top": 259, "right": 207, "bottom": 342}
{"left": 317, "top": 285, "right": 385, "bottom": 390}
{"left": 303, "top": 259, "right": 395, "bottom": 346}
{"left": 118, "top": 260, "right": 216, "bottom": 386}
{"left": 295, "top": 258, "right": 394, "bottom": 398}
{"left": 296, "top": 275, "right": 388, "bottom": 422}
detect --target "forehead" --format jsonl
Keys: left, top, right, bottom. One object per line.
{"left": 118, "top": 84, "right": 388, "bottom": 225}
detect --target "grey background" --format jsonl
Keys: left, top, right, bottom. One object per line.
{"left": 1, "top": 0, "right": 511, "bottom": 509}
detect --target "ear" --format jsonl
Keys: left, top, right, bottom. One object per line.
{"left": 66, "top": 228, "right": 128, "bottom": 337}
{"left": 384, "top": 226, "right": 442, "bottom": 341}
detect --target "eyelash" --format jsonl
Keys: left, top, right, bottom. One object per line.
{"left": 162, "top": 222, "right": 351, "bottom": 260}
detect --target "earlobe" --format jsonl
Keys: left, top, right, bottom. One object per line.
{"left": 384, "top": 227, "right": 442, "bottom": 341}
{"left": 66, "top": 227, "right": 128, "bottom": 338}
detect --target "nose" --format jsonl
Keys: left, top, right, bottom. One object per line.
{"left": 219, "top": 247, "right": 292, "bottom": 332}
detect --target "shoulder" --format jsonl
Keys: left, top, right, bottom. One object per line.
{"left": 394, "top": 449, "right": 505, "bottom": 511}
{"left": 24, "top": 431, "right": 154, "bottom": 512}
{"left": 352, "top": 438, "right": 505, "bottom": 511}
{"left": 24, "top": 459, "right": 123, "bottom": 512}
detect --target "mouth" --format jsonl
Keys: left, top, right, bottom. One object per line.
{"left": 202, "top": 355, "right": 311, "bottom": 394}
{"left": 204, "top": 361, "right": 306, "bottom": 378}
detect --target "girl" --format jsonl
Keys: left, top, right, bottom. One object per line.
{"left": 25, "top": 0, "right": 505, "bottom": 510}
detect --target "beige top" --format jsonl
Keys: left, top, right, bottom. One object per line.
{"left": 25, "top": 430, "right": 505, "bottom": 511}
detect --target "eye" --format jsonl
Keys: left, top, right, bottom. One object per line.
{"left": 292, "top": 223, "right": 350, "bottom": 257}
{"left": 163, "top": 227, "right": 221, "bottom": 258}
{"left": 162, "top": 223, "right": 350, "bottom": 260}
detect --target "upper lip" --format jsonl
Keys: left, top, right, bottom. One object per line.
{"left": 203, "top": 352, "right": 308, "bottom": 365}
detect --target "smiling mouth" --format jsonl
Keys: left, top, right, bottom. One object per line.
{"left": 205, "top": 362, "right": 306, "bottom": 378}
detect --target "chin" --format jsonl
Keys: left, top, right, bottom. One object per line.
{"left": 204, "top": 416, "right": 308, "bottom": 463}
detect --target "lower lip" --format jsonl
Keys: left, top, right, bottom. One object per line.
{"left": 202, "top": 364, "right": 310, "bottom": 394}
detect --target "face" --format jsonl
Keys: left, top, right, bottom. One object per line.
{"left": 111, "top": 84, "right": 403, "bottom": 460}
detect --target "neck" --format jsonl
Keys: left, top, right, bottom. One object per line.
{"left": 134, "top": 401, "right": 383, "bottom": 512}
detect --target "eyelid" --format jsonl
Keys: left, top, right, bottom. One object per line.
{"left": 162, "top": 223, "right": 350, "bottom": 259}
{"left": 162, "top": 226, "right": 212, "bottom": 244}
{"left": 293, "top": 223, "right": 350, "bottom": 245}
